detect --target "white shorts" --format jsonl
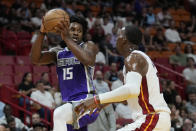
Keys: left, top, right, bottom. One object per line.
{"left": 117, "top": 112, "right": 171, "bottom": 131}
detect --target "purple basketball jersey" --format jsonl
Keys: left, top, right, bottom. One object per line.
{"left": 56, "top": 45, "right": 95, "bottom": 102}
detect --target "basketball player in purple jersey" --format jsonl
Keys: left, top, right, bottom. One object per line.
{"left": 31, "top": 16, "right": 99, "bottom": 131}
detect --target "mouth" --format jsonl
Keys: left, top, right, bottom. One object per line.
{"left": 72, "top": 36, "right": 78, "bottom": 42}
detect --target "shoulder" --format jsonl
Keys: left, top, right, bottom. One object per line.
{"left": 125, "top": 51, "right": 148, "bottom": 76}
{"left": 49, "top": 47, "right": 63, "bottom": 54}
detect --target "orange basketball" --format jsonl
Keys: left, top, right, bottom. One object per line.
{"left": 43, "top": 9, "right": 70, "bottom": 33}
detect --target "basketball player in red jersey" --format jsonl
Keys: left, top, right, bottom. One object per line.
{"left": 75, "top": 25, "right": 171, "bottom": 131}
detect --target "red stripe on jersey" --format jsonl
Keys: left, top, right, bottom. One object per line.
{"left": 135, "top": 114, "right": 159, "bottom": 131}
{"left": 138, "top": 77, "right": 155, "bottom": 114}
{"left": 147, "top": 114, "right": 159, "bottom": 131}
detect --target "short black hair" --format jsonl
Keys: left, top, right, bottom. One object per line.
{"left": 125, "top": 25, "right": 142, "bottom": 45}
{"left": 70, "top": 16, "right": 88, "bottom": 39}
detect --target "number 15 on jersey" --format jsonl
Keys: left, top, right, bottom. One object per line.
{"left": 63, "top": 67, "right": 73, "bottom": 80}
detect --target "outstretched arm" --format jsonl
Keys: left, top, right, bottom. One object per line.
{"left": 75, "top": 53, "right": 148, "bottom": 115}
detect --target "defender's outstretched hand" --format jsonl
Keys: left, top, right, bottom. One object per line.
{"left": 74, "top": 96, "right": 101, "bottom": 117}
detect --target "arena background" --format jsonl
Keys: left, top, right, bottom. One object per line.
{"left": 0, "top": 0, "right": 196, "bottom": 130}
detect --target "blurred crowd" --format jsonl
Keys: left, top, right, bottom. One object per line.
{"left": 0, "top": 0, "right": 196, "bottom": 131}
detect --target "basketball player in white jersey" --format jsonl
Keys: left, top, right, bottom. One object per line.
{"left": 75, "top": 25, "right": 171, "bottom": 131}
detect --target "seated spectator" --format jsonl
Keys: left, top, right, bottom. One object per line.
{"left": 40, "top": 72, "right": 52, "bottom": 89}
{"left": 178, "top": 22, "right": 190, "bottom": 42}
{"left": 163, "top": 80, "right": 178, "bottom": 104}
{"left": 53, "top": 87, "right": 62, "bottom": 107}
{"left": 184, "top": 44, "right": 196, "bottom": 62}
{"left": 182, "top": 118, "right": 194, "bottom": 131}
{"left": 115, "top": 101, "right": 132, "bottom": 119}
{"left": 111, "top": 70, "right": 123, "bottom": 91}
{"left": 30, "top": 81, "right": 55, "bottom": 120}
{"left": 174, "top": 95, "right": 184, "bottom": 110}
{"left": 32, "top": 123, "right": 47, "bottom": 131}
{"left": 169, "top": 104, "right": 183, "bottom": 130}
{"left": 18, "top": 72, "right": 35, "bottom": 105}
{"left": 152, "top": 28, "right": 168, "bottom": 51}
{"left": 104, "top": 63, "right": 118, "bottom": 86}
{"left": 88, "top": 71, "right": 116, "bottom": 131}
{"left": 185, "top": 90, "right": 196, "bottom": 114}
{"left": 169, "top": 45, "right": 187, "bottom": 66}
{"left": 190, "top": 112, "right": 196, "bottom": 129}
{"left": 30, "top": 113, "right": 47, "bottom": 131}
{"left": 143, "top": 7, "right": 156, "bottom": 26}
{"left": 95, "top": 45, "right": 106, "bottom": 65}
{"left": 165, "top": 20, "right": 181, "bottom": 43}
{"left": 7, "top": 116, "right": 21, "bottom": 131}
{"left": 86, "top": 11, "right": 96, "bottom": 29}
{"left": 18, "top": 72, "right": 35, "bottom": 121}
{"left": 183, "top": 57, "right": 196, "bottom": 90}
{"left": 0, "top": 104, "right": 28, "bottom": 130}
{"left": 93, "top": 71, "right": 109, "bottom": 93}
{"left": 89, "top": 19, "right": 105, "bottom": 43}
{"left": 30, "top": 9, "right": 44, "bottom": 28}
{"left": 101, "top": 15, "right": 114, "bottom": 35}
{"left": 0, "top": 101, "right": 5, "bottom": 118}
{"left": 156, "top": 7, "right": 172, "bottom": 27}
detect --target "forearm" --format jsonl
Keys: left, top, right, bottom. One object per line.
{"left": 99, "top": 72, "right": 142, "bottom": 104}
{"left": 65, "top": 38, "right": 94, "bottom": 66}
{"left": 31, "top": 33, "right": 45, "bottom": 64}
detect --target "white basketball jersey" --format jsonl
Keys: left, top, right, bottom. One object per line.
{"left": 123, "top": 50, "right": 171, "bottom": 121}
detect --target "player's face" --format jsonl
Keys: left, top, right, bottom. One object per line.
{"left": 116, "top": 27, "right": 126, "bottom": 55}
{"left": 69, "top": 22, "right": 83, "bottom": 44}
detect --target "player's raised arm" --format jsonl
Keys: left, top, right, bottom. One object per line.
{"left": 55, "top": 20, "right": 98, "bottom": 66}
{"left": 31, "top": 21, "right": 56, "bottom": 65}
{"left": 98, "top": 53, "right": 148, "bottom": 104}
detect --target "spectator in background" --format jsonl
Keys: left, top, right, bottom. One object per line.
{"left": 169, "top": 45, "right": 187, "bottom": 66}
{"left": 152, "top": 28, "right": 168, "bottom": 51}
{"left": 32, "top": 123, "right": 47, "bottom": 131}
{"left": 30, "top": 81, "right": 55, "bottom": 120}
{"left": 40, "top": 72, "right": 52, "bottom": 89}
{"left": 115, "top": 101, "right": 132, "bottom": 119}
{"left": 169, "top": 104, "right": 183, "bottom": 130}
{"left": 182, "top": 118, "right": 194, "bottom": 131}
{"left": 163, "top": 80, "right": 178, "bottom": 104}
{"left": 156, "top": 7, "right": 172, "bottom": 27}
{"left": 0, "top": 101, "right": 5, "bottom": 118}
{"left": 30, "top": 9, "right": 44, "bottom": 28}
{"left": 30, "top": 113, "right": 47, "bottom": 131}
{"left": 101, "top": 15, "right": 114, "bottom": 35}
{"left": 165, "top": 20, "right": 181, "bottom": 43}
{"left": 89, "top": 19, "right": 105, "bottom": 43}
{"left": 143, "top": 7, "right": 156, "bottom": 26}
{"left": 18, "top": 72, "right": 35, "bottom": 121}
{"left": 0, "top": 104, "right": 28, "bottom": 130}
{"left": 184, "top": 44, "right": 196, "bottom": 63}
{"left": 175, "top": 95, "right": 184, "bottom": 110}
{"left": 53, "top": 87, "right": 62, "bottom": 107}
{"left": 190, "top": 112, "right": 196, "bottom": 128}
{"left": 178, "top": 22, "right": 190, "bottom": 42}
{"left": 183, "top": 57, "right": 196, "bottom": 90}
{"left": 88, "top": 71, "right": 116, "bottom": 131}
{"left": 110, "top": 27, "right": 118, "bottom": 48}
{"left": 104, "top": 63, "right": 118, "bottom": 86}
{"left": 186, "top": 90, "right": 196, "bottom": 113}
{"left": 7, "top": 116, "right": 21, "bottom": 131}
{"left": 111, "top": 70, "right": 123, "bottom": 91}
{"left": 86, "top": 11, "right": 96, "bottom": 29}
{"left": 95, "top": 45, "right": 106, "bottom": 65}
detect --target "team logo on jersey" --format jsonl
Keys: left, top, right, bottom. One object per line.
{"left": 57, "top": 57, "right": 80, "bottom": 67}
